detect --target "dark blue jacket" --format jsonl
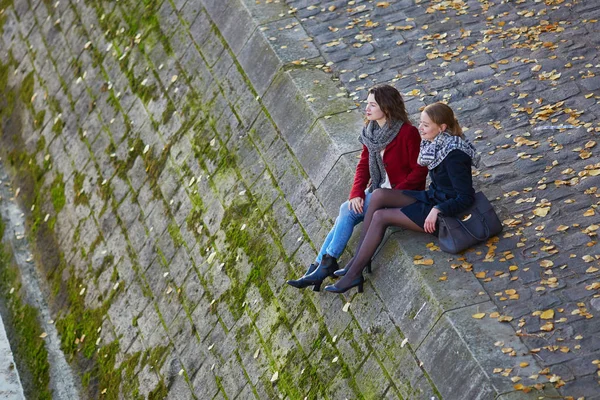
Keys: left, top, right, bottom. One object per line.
{"left": 405, "top": 150, "right": 475, "bottom": 216}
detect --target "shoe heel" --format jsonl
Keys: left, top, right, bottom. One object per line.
{"left": 312, "top": 281, "right": 322, "bottom": 292}
{"left": 358, "top": 282, "right": 364, "bottom": 293}
{"left": 366, "top": 260, "right": 372, "bottom": 274}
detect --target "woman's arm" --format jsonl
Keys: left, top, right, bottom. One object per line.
{"left": 348, "top": 145, "right": 371, "bottom": 200}
{"left": 435, "top": 150, "right": 476, "bottom": 216}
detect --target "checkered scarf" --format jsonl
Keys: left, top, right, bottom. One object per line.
{"left": 418, "top": 131, "right": 480, "bottom": 170}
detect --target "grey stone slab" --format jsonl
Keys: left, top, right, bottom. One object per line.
{"left": 190, "top": 356, "right": 220, "bottom": 399}
{"left": 417, "top": 301, "right": 557, "bottom": 400}
{"left": 236, "top": 27, "right": 281, "bottom": 97}
{"left": 294, "top": 112, "right": 362, "bottom": 188}
{"left": 261, "top": 71, "right": 314, "bottom": 149}
{"left": 203, "top": 0, "right": 255, "bottom": 55}
{"left": 260, "top": 17, "right": 319, "bottom": 63}
{"left": 316, "top": 151, "right": 361, "bottom": 220}
{"left": 369, "top": 230, "right": 488, "bottom": 348}
{"left": 354, "top": 355, "right": 391, "bottom": 400}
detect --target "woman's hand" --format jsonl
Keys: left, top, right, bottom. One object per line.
{"left": 348, "top": 197, "right": 364, "bottom": 214}
{"left": 424, "top": 207, "right": 441, "bottom": 234}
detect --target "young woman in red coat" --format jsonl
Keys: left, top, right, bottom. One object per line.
{"left": 287, "top": 85, "right": 428, "bottom": 291}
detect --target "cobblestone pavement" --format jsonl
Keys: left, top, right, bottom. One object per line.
{"left": 286, "top": 0, "right": 600, "bottom": 397}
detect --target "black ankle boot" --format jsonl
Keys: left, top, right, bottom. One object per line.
{"left": 287, "top": 263, "right": 320, "bottom": 291}
{"left": 324, "top": 274, "right": 365, "bottom": 294}
{"left": 300, "top": 254, "right": 339, "bottom": 291}
{"left": 334, "top": 260, "right": 372, "bottom": 277}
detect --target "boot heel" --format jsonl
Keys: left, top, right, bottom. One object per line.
{"left": 358, "top": 282, "right": 364, "bottom": 293}
{"left": 366, "top": 260, "right": 372, "bottom": 274}
{"left": 312, "top": 282, "right": 322, "bottom": 292}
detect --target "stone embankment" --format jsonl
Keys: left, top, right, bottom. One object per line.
{"left": 0, "top": 0, "right": 598, "bottom": 399}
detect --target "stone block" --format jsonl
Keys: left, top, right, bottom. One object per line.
{"left": 236, "top": 28, "right": 281, "bottom": 97}
{"left": 370, "top": 230, "right": 487, "bottom": 348}
{"left": 417, "top": 301, "right": 554, "bottom": 400}
{"left": 203, "top": 0, "right": 255, "bottom": 55}
{"left": 353, "top": 355, "right": 391, "bottom": 400}
{"left": 316, "top": 151, "right": 361, "bottom": 220}
{"left": 239, "top": 0, "right": 288, "bottom": 25}
{"left": 292, "top": 110, "right": 362, "bottom": 188}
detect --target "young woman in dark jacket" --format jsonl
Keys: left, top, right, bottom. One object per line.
{"left": 325, "top": 102, "right": 480, "bottom": 294}
{"left": 287, "top": 85, "right": 428, "bottom": 291}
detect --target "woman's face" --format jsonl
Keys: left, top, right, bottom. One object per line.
{"left": 365, "top": 93, "right": 386, "bottom": 125}
{"left": 418, "top": 111, "right": 446, "bottom": 141}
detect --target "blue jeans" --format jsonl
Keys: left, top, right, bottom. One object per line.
{"left": 316, "top": 191, "right": 372, "bottom": 263}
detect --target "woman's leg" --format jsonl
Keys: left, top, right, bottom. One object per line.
{"left": 344, "top": 189, "right": 418, "bottom": 271}
{"left": 331, "top": 208, "right": 424, "bottom": 289}
{"left": 316, "top": 196, "right": 367, "bottom": 262}
{"left": 323, "top": 191, "right": 373, "bottom": 260}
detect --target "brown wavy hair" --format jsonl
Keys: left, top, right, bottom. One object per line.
{"left": 423, "top": 102, "right": 463, "bottom": 137}
{"left": 368, "top": 85, "right": 410, "bottom": 124}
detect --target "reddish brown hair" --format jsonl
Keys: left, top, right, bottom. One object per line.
{"left": 423, "top": 102, "right": 463, "bottom": 137}
{"left": 368, "top": 85, "right": 410, "bottom": 124}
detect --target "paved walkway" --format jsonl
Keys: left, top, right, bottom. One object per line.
{"left": 286, "top": 0, "right": 600, "bottom": 397}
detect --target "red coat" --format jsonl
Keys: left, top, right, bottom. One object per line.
{"left": 349, "top": 123, "right": 428, "bottom": 200}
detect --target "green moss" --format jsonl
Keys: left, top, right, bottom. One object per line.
{"left": 73, "top": 171, "right": 90, "bottom": 206}
{"left": 186, "top": 192, "right": 205, "bottom": 240}
{"left": 142, "top": 142, "right": 171, "bottom": 200}
{"left": 19, "top": 71, "right": 35, "bottom": 106}
{"left": 0, "top": 242, "right": 52, "bottom": 399}
{"left": 167, "top": 222, "right": 184, "bottom": 248}
{"left": 47, "top": 96, "right": 61, "bottom": 114}
{"left": 148, "top": 379, "right": 168, "bottom": 400}
{"left": 50, "top": 173, "right": 66, "bottom": 213}
{"left": 162, "top": 99, "right": 176, "bottom": 125}
{"left": 52, "top": 118, "right": 64, "bottom": 136}
{"left": 34, "top": 109, "right": 46, "bottom": 130}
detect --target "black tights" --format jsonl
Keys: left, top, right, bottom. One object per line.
{"left": 338, "top": 189, "right": 424, "bottom": 284}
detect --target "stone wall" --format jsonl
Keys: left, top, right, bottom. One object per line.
{"left": 0, "top": 0, "right": 560, "bottom": 399}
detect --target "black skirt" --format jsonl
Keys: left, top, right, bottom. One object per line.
{"left": 402, "top": 189, "right": 439, "bottom": 236}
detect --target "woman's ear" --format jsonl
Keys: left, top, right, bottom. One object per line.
{"left": 440, "top": 123, "right": 448, "bottom": 132}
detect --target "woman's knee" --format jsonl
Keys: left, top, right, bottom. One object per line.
{"left": 369, "top": 189, "right": 390, "bottom": 210}
{"left": 371, "top": 209, "right": 387, "bottom": 225}
{"left": 339, "top": 201, "right": 352, "bottom": 217}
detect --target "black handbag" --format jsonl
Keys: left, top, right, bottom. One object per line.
{"left": 437, "top": 192, "right": 503, "bottom": 254}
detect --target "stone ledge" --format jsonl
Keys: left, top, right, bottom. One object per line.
{"left": 379, "top": 230, "right": 562, "bottom": 399}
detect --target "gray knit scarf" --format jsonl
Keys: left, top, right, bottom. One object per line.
{"left": 418, "top": 131, "right": 480, "bottom": 170}
{"left": 359, "top": 119, "right": 404, "bottom": 192}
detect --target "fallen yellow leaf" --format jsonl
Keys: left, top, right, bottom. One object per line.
{"left": 472, "top": 313, "right": 486, "bottom": 319}
{"left": 414, "top": 258, "right": 434, "bottom": 266}
{"left": 540, "top": 309, "right": 554, "bottom": 320}
{"left": 540, "top": 322, "right": 554, "bottom": 331}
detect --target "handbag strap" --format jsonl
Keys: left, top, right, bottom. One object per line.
{"left": 455, "top": 211, "right": 490, "bottom": 241}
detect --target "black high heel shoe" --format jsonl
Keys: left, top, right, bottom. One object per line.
{"left": 287, "top": 255, "right": 338, "bottom": 292}
{"left": 334, "top": 260, "right": 372, "bottom": 277}
{"left": 324, "top": 274, "right": 365, "bottom": 294}
{"left": 287, "top": 263, "right": 320, "bottom": 291}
